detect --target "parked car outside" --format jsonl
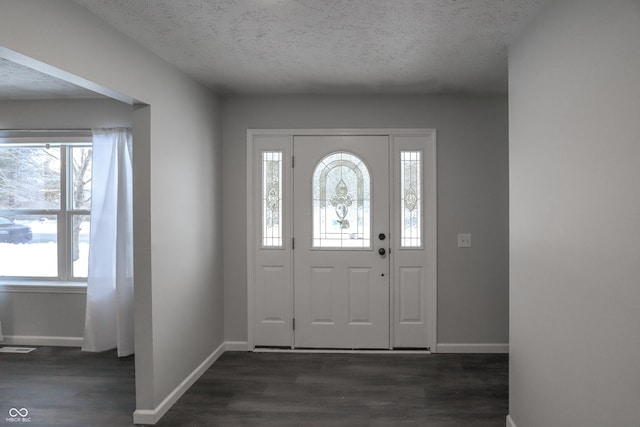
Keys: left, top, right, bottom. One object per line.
{"left": 0, "top": 217, "right": 33, "bottom": 243}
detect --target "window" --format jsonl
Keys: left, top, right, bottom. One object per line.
{"left": 262, "top": 151, "right": 283, "bottom": 247}
{"left": 0, "top": 140, "right": 92, "bottom": 280}
{"left": 312, "top": 152, "right": 371, "bottom": 248}
{"left": 400, "top": 150, "right": 422, "bottom": 248}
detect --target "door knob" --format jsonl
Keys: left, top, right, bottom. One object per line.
{"left": 378, "top": 248, "right": 386, "bottom": 256}
{"left": 378, "top": 233, "right": 386, "bottom": 241}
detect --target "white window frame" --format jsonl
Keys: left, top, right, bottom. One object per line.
{"left": 0, "top": 135, "right": 92, "bottom": 284}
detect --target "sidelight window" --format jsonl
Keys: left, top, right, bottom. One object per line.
{"left": 400, "top": 150, "right": 422, "bottom": 248}
{"left": 262, "top": 151, "right": 283, "bottom": 247}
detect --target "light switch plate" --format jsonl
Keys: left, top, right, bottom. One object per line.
{"left": 458, "top": 233, "right": 472, "bottom": 248}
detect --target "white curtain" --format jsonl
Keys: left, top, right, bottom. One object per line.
{"left": 82, "top": 128, "right": 134, "bottom": 357}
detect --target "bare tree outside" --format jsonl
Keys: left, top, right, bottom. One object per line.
{"left": 0, "top": 146, "right": 60, "bottom": 210}
{"left": 71, "top": 147, "right": 92, "bottom": 261}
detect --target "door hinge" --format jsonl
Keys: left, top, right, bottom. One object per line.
{"left": 292, "top": 318, "right": 296, "bottom": 330}
{"left": 292, "top": 237, "right": 295, "bottom": 250}
{"left": 292, "top": 156, "right": 295, "bottom": 168}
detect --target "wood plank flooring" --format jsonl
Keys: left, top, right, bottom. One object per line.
{"left": 0, "top": 347, "right": 508, "bottom": 426}
{"left": 0, "top": 346, "right": 135, "bottom": 426}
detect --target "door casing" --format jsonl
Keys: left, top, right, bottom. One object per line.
{"left": 246, "top": 129, "right": 437, "bottom": 351}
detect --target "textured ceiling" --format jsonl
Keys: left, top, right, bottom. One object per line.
{"left": 73, "top": 0, "right": 548, "bottom": 95}
{"left": 0, "top": 58, "right": 105, "bottom": 100}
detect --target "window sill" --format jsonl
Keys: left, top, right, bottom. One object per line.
{"left": 0, "top": 281, "right": 87, "bottom": 294}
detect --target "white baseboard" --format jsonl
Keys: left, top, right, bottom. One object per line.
{"left": 225, "top": 341, "right": 249, "bottom": 351}
{"left": 132, "top": 409, "right": 156, "bottom": 426}
{"left": 1, "top": 335, "right": 83, "bottom": 347}
{"left": 133, "top": 341, "right": 225, "bottom": 425}
{"left": 255, "top": 348, "right": 431, "bottom": 355}
{"left": 506, "top": 414, "right": 517, "bottom": 427}
{"left": 436, "top": 343, "right": 509, "bottom": 353}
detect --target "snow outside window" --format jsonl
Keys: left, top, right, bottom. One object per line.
{"left": 0, "top": 141, "right": 92, "bottom": 280}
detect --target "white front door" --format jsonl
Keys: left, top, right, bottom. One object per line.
{"left": 249, "top": 129, "right": 437, "bottom": 351}
{"left": 293, "top": 136, "right": 390, "bottom": 349}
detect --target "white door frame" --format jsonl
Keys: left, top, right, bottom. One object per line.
{"left": 246, "top": 129, "right": 437, "bottom": 351}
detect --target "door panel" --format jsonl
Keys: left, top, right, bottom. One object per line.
{"left": 348, "top": 267, "right": 372, "bottom": 323}
{"left": 293, "top": 135, "right": 390, "bottom": 349}
{"left": 310, "top": 267, "right": 335, "bottom": 323}
{"left": 399, "top": 267, "right": 423, "bottom": 323}
{"left": 260, "top": 265, "right": 288, "bottom": 321}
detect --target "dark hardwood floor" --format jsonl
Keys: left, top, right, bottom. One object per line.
{"left": 0, "top": 346, "right": 135, "bottom": 426}
{"left": 0, "top": 348, "right": 508, "bottom": 426}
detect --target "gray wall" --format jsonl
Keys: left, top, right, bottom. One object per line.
{"left": 0, "top": 99, "right": 132, "bottom": 341}
{"left": 0, "top": 0, "right": 224, "bottom": 414}
{"left": 0, "top": 289, "right": 85, "bottom": 340}
{"left": 509, "top": 0, "right": 640, "bottom": 425}
{"left": 222, "top": 94, "right": 510, "bottom": 347}
{"left": 0, "top": 98, "right": 132, "bottom": 129}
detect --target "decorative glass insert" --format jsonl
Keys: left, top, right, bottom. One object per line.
{"left": 400, "top": 151, "right": 422, "bottom": 247}
{"left": 313, "top": 152, "right": 370, "bottom": 248}
{"left": 262, "top": 151, "right": 283, "bottom": 247}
